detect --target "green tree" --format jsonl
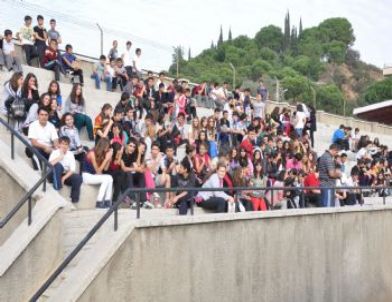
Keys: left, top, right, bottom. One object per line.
{"left": 250, "top": 59, "right": 272, "bottom": 80}
{"left": 283, "top": 11, "right": 291, "bottom": 51}
{"left": 299, "top": 17, "right": 303, "bottom": 37}
{"left": 290, "top": 26, "right": 298, "bottom": 55}
{"left": 362, "top": 77, "right": 392, "bottom": 105}
{"left": 259, "top": 47, "right": 278, "bottom": 62}
{"left": 324, "top": 41, "right": 346, "bottom": 64}
{"left": 318, "top": 18, "right": 355, "bottom": 47}
{"left": 228, "top": 27, "right": 232, "bottom": 41}
{"left": 218, "top": 25, "right": 224, "bottom": 46}
{"left": 255, "top": 25, "right": 283, "bottom": 53}
{"left": 282, "top": 75, "right": 309, "bottom": 102}
{"left": 316, "top": 84, "right": 345, "bottom": 114}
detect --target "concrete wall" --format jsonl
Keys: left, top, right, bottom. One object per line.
{"left": 78, "top": 208, "right": 392, "bottom": 302}
{"left": 0, "top": 209, "right": 64, "bottom": 302}
{"left": 0, "top": 167, "right": 30, "bottom": 246}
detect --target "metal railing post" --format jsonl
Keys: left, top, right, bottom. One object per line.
{"left": 42, "top": 162, "right": 47, "bottom": 192}
{"left": 190, "top": 197, "right": 194, "bottom": 216}
{"left": 11, "top": 132, "right": 15, "bottom": 160}
{"left": 28, "top": 196, "right": 32, "bottom": 226}
{"left": 136, "top": 192, "right": 141, "bottom": 219}
{"left": 114, "top": 204, "right": 118, "bottom": 231}
{"left": 383, "top": 187, "right": 386, "bottom": 205}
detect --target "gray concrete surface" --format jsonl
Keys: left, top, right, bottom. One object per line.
{"left": 0, "top": 209, "right": 64, "bottom": 302}
{"left": 77, "top": 207, "right": 392, "bottom": 302}
{"left": 0, "top": 167, "right": 29, "bottom": 245}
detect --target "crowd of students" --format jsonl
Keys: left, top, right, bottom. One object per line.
{"left": 1, "top": 16, "right": 391, "bottom": 215}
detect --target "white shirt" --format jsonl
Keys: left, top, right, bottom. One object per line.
{"left": 28, "top": 120, "right": 58, "bottom": 148}
{"left": 2, "top": 40, "right": 15, "bottom": 55}
{"left": 356, "top": 147, "right": 368, "bottom": 160}
{"left": 49, "top": 149, "right": 76, "bottom": 173}
{"left": 133, "top": 55, "right": 141, "bottom": 71}
{"left": 122, "top": 48, "right": 133, "bottom": 67}
{"left": 294, "top": 111, "right": 307, "bottom": 129}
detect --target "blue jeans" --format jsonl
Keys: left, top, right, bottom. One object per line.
{"left": 51, "top": 163, "right": 83, "bottom": 202}
{"left": 91, "top": 72, "right": 112, "bottom": 91}
{"left": 295, "top": 128, "right": 303, "bottom": 137}
{"left": 320, "top": 183, "right": 335, "bottom": 207}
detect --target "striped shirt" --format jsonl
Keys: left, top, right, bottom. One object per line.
{"left": 318, "top": 151, "right": 336, "bottom": 186}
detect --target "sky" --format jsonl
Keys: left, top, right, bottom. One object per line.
{"left": 0, "top": 0, "right": 390, "bottom": 71}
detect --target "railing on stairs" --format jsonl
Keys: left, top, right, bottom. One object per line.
{"left": 31, "top": 183, "right": 389, "bottom": 301}
{"left": 0, "top": 117, "right": 52, "bottom": 228}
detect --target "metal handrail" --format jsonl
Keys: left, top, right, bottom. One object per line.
{"left": 0, "top": 116, "right": 53, "bottom": 228}
{"left": 31, "top": 183, "right": 390, "bottom": 301}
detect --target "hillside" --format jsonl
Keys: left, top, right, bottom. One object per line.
{"left": 168, "top": 14, "right": 383, "bottom": 116}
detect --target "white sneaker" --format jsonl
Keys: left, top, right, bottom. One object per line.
{"left": 143, "top": 201, "right": 154, "bottom": 209}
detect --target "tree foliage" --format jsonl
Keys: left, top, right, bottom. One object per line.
{"left": 362, "top": 78, "right": 392, "bottom": 105}
{"left": 168, "top": 15, "right": 377, "bottom": 115}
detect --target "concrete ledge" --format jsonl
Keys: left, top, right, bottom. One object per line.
{"left": 59, "top": 184, "right": 99, "bottom": 210}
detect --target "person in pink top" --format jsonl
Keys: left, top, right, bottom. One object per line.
{"left": 286, "top": 152, "right": 303, "bottom": 171}
{"left": 176, "top": 86, "right": 187, "bottom": 117}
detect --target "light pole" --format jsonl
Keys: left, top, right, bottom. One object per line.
{"left": 229, "top": 62, "right": 236, "bottom": 89}
{"left": 96, "top": 23, "right": 103, "bottom": 56}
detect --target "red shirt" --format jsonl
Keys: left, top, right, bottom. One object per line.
{"left": 240, "top": 138, "right": 253, "bottom": 158}
{"left": 303, "top": 172, "right": 320, "bottom": 194}
{"left": 44, "top": 47, "right": 58, "bottom": 64}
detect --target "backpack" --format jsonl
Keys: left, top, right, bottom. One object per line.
{"left": 9, "top": 97, "right": 27, "bottom": 121}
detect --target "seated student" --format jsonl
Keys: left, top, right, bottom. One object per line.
{"left": 82, "top": 138, "right": 114, "bottom": 208}
{"left": 1, "top": 29, "right": 22, "bottom": 72}
{"left": 47, "top": 80, "right": 63, "bottom": 110}
{"left": 112, "top": 58, "right": 128, "bottom": 91}
{"left": 43, "top": 39, "right": 64, "bottom": 81}
{"left": 59, "top": 113, "right": 88, "bottom": 172}
{"left": 1, "top": 71, "right": 23, "bottom": 116}
{"left": 28, "top": 107, "right": 59, "bottom": 169}
{"left": 94, "top": 103, "right": 113, "bottom": 144}
{"left": 106, "top": 142, "right": 127, "bottom": 202}
{"left": 62, "top": 44, "right": 84, "bottom": 85}
{"left": 166, "top": 157, "right": 197, "bottom": 215}
{"left": 115, "top": 92, "right": 132, "bottom": 114}
{"left": 121, "top": 139, "right": 151, "bottom": 209}
{"left": 146, "top": 141, "right": 171, "bottom": 205}
{"left": 91, "top": 55, "right": 112, "bottom": 91}
{"left": 23, "top": 93, "right": 51, "bottom": 131}
{"left": 195, "top": 161, "right": 235, "bottom": 213}
{"left": 17, "top": 15, "right": 37, "bottom": 66}
{"left": 48, "top": 97, "right": 62, "bottom": 130}
{"left": 63, "top": 83, "right": 94, "bottom": 141}
{"left": 21, "top": 73, "right": 40, "bottom": 112}
{"left": 49, "top": 136, "right": 83, "bottom": 203}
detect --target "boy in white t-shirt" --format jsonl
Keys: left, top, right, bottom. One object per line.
{"left": 49, "top": 136, "right": 83, "bottom": 203}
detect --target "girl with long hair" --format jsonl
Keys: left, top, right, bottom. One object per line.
{"left": 94, "top": 103, "right": 113, "bottom": 144}
{"left": 21, "top": 73, "right": 39, "bottom": 112}
{"left": 82, "top": 138, "right": 114, "bottom": 208}
{"left": 64, "top": 83, "right": 94, "bottom": 141}
{"left": 47, "top": 80, "right": 63, "bottom": 110}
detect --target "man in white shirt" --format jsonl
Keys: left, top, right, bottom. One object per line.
{"left": 28, "top": 107, "right": 59, "bottom": 169}
{"left": 49, "top": 136, "right": 83, "bottom": 203}
{"left": 133, "top": 48, "right": 142, "bottom": 77}
{"left": 122, "top": 41, "right": 133, "bottom": 77}
{"left": 2, "top": 29, "right": 22, "bottom": 72}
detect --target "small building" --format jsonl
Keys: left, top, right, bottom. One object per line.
{"left": 353, "top": 100, "right": 392, "bottom": 124}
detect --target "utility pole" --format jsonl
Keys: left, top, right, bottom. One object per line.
{"left": 229, "top": 62, "right": 236, "bottom": 89}
{"left": 96, "top": 23, "right": 103, "bottom": 56}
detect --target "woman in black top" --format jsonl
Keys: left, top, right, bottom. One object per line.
{"left": 21, "top": 73, "right": 39, "bottom": 112}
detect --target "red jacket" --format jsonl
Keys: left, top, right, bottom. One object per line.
{"left": 240, "top": 138, "right": 254, "bottom": 158}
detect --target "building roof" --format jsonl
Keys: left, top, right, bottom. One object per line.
{"left": 353, "top": 100, "right": 392, "bottom": 124}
